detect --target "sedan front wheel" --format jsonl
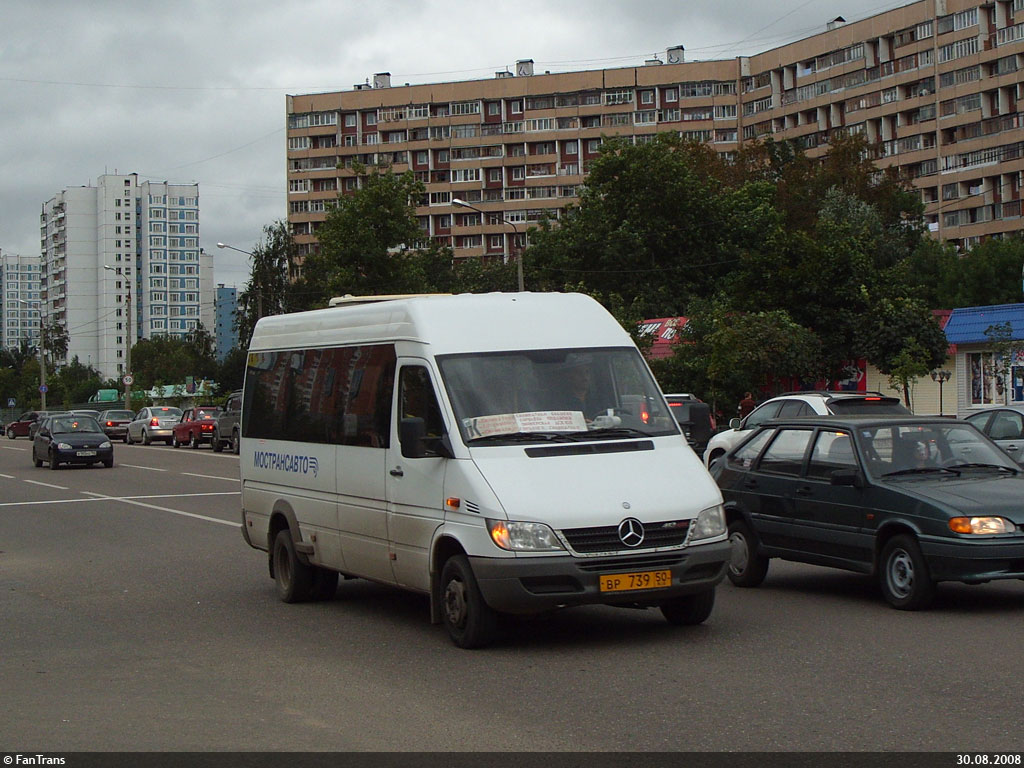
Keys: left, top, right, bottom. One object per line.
{"left": 880, "top": 534, "right": 935, "bottom": 610}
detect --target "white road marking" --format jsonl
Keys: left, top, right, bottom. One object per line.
{"left": 78, "top": 493, "right": 238, "bottom": 528}
{"left": 2, "top": 446, "right": 27, "bottom": 451}
{"left": 181, "top": 472, "right": 238, "bottom": 481}
{"left": 0, "top": 473, "right": 14, "bottom": 479}
{"left": 0, "top": 491, "right": 239, "bottom": 508}
{"left": 120, "top": 463, "right": 168, "bottom": 471}
{"left": 23, "top": 480, "right": 69, "bottom": 490}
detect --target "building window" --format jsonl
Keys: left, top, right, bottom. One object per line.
{"left": 968, "top": 352, "right": 998, "bottom": 405}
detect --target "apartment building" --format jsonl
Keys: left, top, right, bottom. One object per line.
{"left": 285, "top": 0, "right": 1024, "bottom": 265}
{"left": 39, "top": 174, "right": 214, "bottom": 379}
{"left": 1, "top": 250, "right": 43, "bottom": 352}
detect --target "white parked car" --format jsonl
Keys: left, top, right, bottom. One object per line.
{"left": 702, "top": 391, "right": 910, "bottom": 468}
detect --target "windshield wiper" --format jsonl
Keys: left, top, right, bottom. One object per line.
{"left": 942, "top": 462, "right": 1018, "bottom": 474}
{"left": 882, "top": 467, "right": 961, "bottom": 477}
{"left": 466, "top": 431, "right": 579, "bottom": 444}
{"left": 573, "top": 427, "right": 653, "bottom": 439}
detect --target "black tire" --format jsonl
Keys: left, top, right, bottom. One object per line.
{"left": 190, "top": 431, "right": 200, "bottom": 449}
{"left": 880, "top": 534, "right": 935, "bottom": 610}
{"left": 124, "top": 431, "right": 131, "bottom": 444}
{"left": 172, "top": 434, "right": 181, "bottom": 448}
{"left": 49, "top": 450, "right": 59, "bottom": 470}
{"left": 311, "top": 568, "right": 339, "bottom": 601}
{"left": 660, "top": 588, "right": 716, "bottom": 626}
{"left": 233, "top": 428, "right": 240, "bottom": 455}
{"left": 212, "top": 429, "right": 223, "bottom": 452}
{"left": 103, "top": 457, "right": 114, "bottom": 468}
{"left": 142, "top": 429, "right": 151, "bottom": 446}
{"left": 7, "top": 427, "right": 15, "bottom": 439}
{"left": 272, "top": 529, "right": 314, "bottom": 603}
{"left": 33, "top": 451, "right": 43, "bottom": 468}
{"left": 727, "top": 519, "right": 769, "bottom": 587}
{"left": 440, "top": 555, "right": 497, "bottom": 649}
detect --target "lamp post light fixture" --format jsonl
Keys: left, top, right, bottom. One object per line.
{"left": 17, "top": 299, "right": 46, "bottom": 409}
{"left": 216, "top": 242, "right": 262, "bottom": 318}
{"left": 104, "top": 265, "right": 133, "bottom": 412}
{"left": 452, "top": 199, "right": 525, "bottom": 292}
{"left": 930, "top": 369, "right": 951, "bottom": 416}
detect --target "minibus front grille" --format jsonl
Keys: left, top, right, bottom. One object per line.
{"left": 574, "top": 553, "right": 685, "bottom": 572}
{"left": 561, "top": 521, "right": 690, "bottom": 554}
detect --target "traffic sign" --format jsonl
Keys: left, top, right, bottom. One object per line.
{"left": 123, "top": 375, "right": 134, "bottom": 386}
{"left": 39, "top": 384, "right": 48, "bottom": 393}
{"left": 7, "top": 398, "right": 15, "bottom": 408}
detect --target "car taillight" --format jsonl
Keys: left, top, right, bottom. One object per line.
{"left": 202, "top": 424, "right": 213, "bottom": 431}
{"left": 106, "top": 421, "right": 114, "bottom": 427}
{"left": 150, "top": 418, "right": 160, "bottom": 426}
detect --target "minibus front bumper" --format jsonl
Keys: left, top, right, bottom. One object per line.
{"left": 468, "top": 539, "right": 730, "bottom": 614}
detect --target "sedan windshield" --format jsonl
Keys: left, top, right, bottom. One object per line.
{"left": 857, "top": 423, "right": 1018, "bottom": 478}
{"left": 437, "top": 347, "right": 678, "bottom": 444}
{"left": 52, "top": 417, "right": 103, "bottom": 434}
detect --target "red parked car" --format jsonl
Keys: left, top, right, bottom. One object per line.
{"left": 171, "top": 406, "right": 221, "bottom": 448}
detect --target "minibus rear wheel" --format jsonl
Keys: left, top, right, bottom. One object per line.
{"left": 440, "top": 555, "right": 497, "bottom": 649}
{"left": 272, "top": 529, "right": 314, "bottom": 603}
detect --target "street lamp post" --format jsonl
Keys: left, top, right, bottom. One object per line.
{"left": 216, "top": 242, "right": 262, "bottom": 318}
{"left": 452, "top": 199, "right": 525, "bottom": 292}
{"left": 17, "top": 299, "right": 46, "bottom": 409}
{"left": 930, "top": 369, "right": 951, "bottom": 416}
{"left": 104, "top": 265, "right": 133, "bottom": 412}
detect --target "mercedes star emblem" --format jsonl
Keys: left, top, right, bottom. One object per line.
{"left": 617, "top": 517, "right": 645, "bottom": 548}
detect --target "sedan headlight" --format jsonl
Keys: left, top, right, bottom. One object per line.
{"left": 56, "top": 442, "right": 72, "bottom": 450}
{"left": 486, "top": 520, "right": 565, "bottom": 552}
{"left": 100, "top": 441, "right": 111, "bottom": 449}
{"left": 690, "top": 504, "right": 727, "bottom": 542}
{"left": 948, "top": 516, "right": 1017, "bottom": 535}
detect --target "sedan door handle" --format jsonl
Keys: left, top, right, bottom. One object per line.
{"left": 389, "top": 467, "right": 404, "bottom": 477}
{"left": 1005, "top": 445, "right": 1019, "bottom": 453}
{"left": 743, "top": 480, "right": 758, "bottom": 489}
{"left": 795, "top": 486, "right": 813, "bottom": 496}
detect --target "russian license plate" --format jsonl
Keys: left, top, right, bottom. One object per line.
{"left": 77, "top": 450, "right": 97, "bottom": 457}
{"left": 599, "top": 569, "right": 672, "bottom": 593}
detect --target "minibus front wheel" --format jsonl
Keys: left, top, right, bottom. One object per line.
{"left": 440, "top": 555, "right": 497, "bottom": 649}
{"left": 660, "top": 588, "right": 715, "bottom": 626}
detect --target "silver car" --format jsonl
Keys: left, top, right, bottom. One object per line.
{"left": 126, "top": 406, "right": 183, "bottom": 445}
{"left": 964, "top": 405, "right": 1024, "bottom": 464}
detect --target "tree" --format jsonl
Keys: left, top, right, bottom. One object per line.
{"left": 236, "top": 221, "right": 296, "bottom": 347}
{"left": 651, "top": 300, "right": 825, "bottom": 418}
{"left": 294, "top": 164, "right": 427, "bottom": 308}
{"left": 861, "top": 298, "right": 949, "bottom": 407}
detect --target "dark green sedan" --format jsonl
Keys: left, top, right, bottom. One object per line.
{"left": 711, "top": 415, "right": 1024, "bottom": 610}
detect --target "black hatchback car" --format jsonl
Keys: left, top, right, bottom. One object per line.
{"left": 32, "top": 415, "right": 114, "bottom": 470}
{"left": 711, "top": 415, "right": 1024, "bottom": 610}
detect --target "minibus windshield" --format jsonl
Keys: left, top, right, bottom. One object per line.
{"left": 437, "top": 347, "right": 678, "bottom": 444}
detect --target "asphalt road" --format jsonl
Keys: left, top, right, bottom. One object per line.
{"left": 2, "top": 437, "right": 1023, "bottom": 753}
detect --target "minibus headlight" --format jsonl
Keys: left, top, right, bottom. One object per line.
{"left": 690, "top": 504, "right": 727, "bottom": 542}
{"left": 486, "top": 520, "right": 565, "bottom": 552}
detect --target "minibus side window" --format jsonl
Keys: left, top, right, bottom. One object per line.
{"left": 399, "top": 366, "right": 445, "bottom": 456}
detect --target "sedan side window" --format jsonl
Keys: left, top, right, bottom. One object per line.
{"left": 778, "top": 400, "right": 812, "bottom": 417}
{"left": 744, "top": 401, "right": 783, "bottom": 429}
{"left": 990, "top": 411, "right": 1024, "bottom": 440}
{"left": 806, "top": 431, "right": 857, "bottom": 480}
{"left": 759, "top": 428, "right": 813, "bottom": 476}
{"left": 727, "top": 429, "right": 773, "bottom": 470}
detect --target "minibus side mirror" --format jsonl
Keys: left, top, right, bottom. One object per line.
{"left": 399, "top": 417, "right": 454, "bottom": 459}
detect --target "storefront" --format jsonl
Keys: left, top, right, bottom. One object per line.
{"left": 943, "top": 303, "right": 1024, "bottom": 416}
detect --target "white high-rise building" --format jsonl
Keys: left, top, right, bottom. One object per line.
{"left": 1, "top": 250, "right": 43, "bottom": 352}
{"left": 39, "top": 174, "right": 213, "bottom": 379}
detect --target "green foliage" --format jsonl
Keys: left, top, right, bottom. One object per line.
{"left": 129, "top": 331, "right": 217, "bottom": 391}
{"left": 236, "top": 221, "right": 297, "bottom": 346}
{"left": 215, "top": 346, "right": 248, "bottom": 394}
{"left": 862, "top": 298, "right": 948, "bottom": 405}
{"left": 51, "top": 357, "right": 110, "bottom": 405}
{"left": 908, "top": 238, "right": 1024, "bottom": 308}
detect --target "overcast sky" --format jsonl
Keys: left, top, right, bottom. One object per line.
{"left": 1, "top": 0, "right": 907, "bottom": 289}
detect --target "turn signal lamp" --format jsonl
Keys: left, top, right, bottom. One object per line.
{"left": 948, "top": 516, "right": 1014, "bottom": 534}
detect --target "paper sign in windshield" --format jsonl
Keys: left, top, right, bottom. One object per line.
{"left": 464, "top": 411, "right": 587, "bottom": 438}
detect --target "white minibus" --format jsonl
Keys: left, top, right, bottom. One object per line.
{"left": 240, "top": 292, "right": 730, "bottom": 647}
